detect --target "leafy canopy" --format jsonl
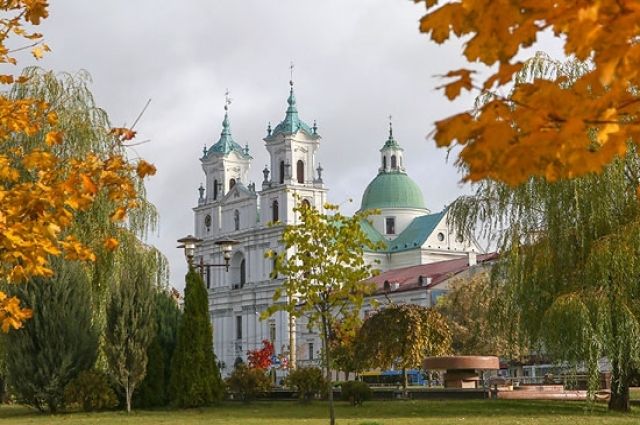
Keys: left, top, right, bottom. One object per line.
{"left": 416, "top": 0, "right": 640, "bottom": 185}
{"left": 0, "top": 2, "right": 156, "bottom": 332}
{"left": 357, "top": 303, "right": 451, "bottom": 388}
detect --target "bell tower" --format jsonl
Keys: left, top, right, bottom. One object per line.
{"left": 260, "top": 75, "right": 327, "bottom": 225}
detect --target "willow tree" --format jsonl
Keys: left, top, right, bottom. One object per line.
{"left": 451, "top": 55, "right": 640, "bottom": 412}
{"left": 7, "top": 68, "right": 162, "bottom": 304}
{"left": 357, "top": 304, "right": 451, "bottom": 389}
{"left": 435, "top": 272, "right": 529, "bottom": 359}
{"left": 265, "top": 201, "right": 382, "bottom": 425}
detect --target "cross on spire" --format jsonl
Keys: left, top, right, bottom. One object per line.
{"left": 388, "top": 114, "right": 393, "bottom": 137}
{"left": 224, "top": 88, "right": 232, "bottom": 111}
{"left": 289, "top": 61, "right": 295, "bottom": 87}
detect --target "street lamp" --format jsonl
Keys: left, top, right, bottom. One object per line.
{"left": 177, "top": 235, "right": 240, "bottom": 273}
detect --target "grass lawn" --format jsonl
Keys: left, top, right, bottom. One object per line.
{"left": 1, "top": 399, "right": 640, "bottom": 425}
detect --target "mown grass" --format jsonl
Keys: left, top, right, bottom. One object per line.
{"left": 1, "top": 399, "right": 640, "bottom": 425}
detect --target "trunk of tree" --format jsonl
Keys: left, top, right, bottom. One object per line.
{"left": 402, "top": 367, "right": 408, "bottom": 390}
{"left": 321, "top": 314, "right": 335, "bottom": 425}
{"left": 609, "top": 361, "right": 630, "bottom": 412}
{"left": 125, "top": 383, "right": 132, "bottom": 413}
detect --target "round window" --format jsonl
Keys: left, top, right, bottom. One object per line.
{"left": 437, "top": 232, "right": 445, "bottom": 242}
{"left": 204, "top": 214, "right": 212, "bottom": 228}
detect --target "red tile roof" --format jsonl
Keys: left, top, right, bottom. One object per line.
{"left": 367, "top": 253, "right": 498, "bottom": 295}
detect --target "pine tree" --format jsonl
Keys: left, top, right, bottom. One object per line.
{"left": 135, "top": 290, "right": 181, "bottom": 407}
{"left": 135, "top": 338, "right": 165, "bottom": 407}
{"left": 3, "top": 260, "right": 98, "bottom": 413}
{"left": 169, "top": 269, "right": 223, "bottom": 407}
{"left": 104, "top": 238, "right": 156, "bottom": 413}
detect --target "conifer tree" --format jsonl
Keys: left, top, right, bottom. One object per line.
{"left": 136, "top": 290, "right": 180, "bottom": 407}
{"left": 4, "top": 259, "right": 98, "bottom": 413}
{"left": 104, "top": 236, "right": 156, "bottom": 413}
{"left": 169, "top": 269, "right": 223, "bottom": 407}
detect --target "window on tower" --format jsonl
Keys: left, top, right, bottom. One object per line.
{"left": 382, "top": 156, "right": 387, "bottom": 170}
{"left": 279, "top": 161, "right": 285, "bottom": 184}
{"left": 213, "top": 179, "right": 218, "bottom": 200}
{"left": 240, "top": 259, "right": 246, "bottom": 287}
{"left": 272, "top": 200, "right": 279, "bottom": 222}
{"left": 236, "top": 316, "right": 242, "bottom": 340}
{"left": 229, "top": 178, "right": 236, "bottom": 190}
{"left": 297, "top": 160, "right": 304, "bottom": 183}
{"left": 391, "top": 155, "right": 397, "bottom": 169}
{"left": 301, "top": 199, "right": 311, "bottom": 209}
{"left": 385, "top": 217, "right": 396, "bottom": 235}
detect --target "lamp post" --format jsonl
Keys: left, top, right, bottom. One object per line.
{"left": 177, "top": 235, "right": 239, "bottom": 276}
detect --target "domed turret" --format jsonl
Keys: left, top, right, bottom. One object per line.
{"left": 360, "top": 172, "right": 426, "bottom": 210}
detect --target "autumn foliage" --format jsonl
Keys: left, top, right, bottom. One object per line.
{"left": 247, "top": 339, "right": 274, "bottom": 370}
{"left": 415, "top": 0, "right": 640, "bottom": 185}
{"left": 0, "top": 2, "right": 156, "bottom": 331}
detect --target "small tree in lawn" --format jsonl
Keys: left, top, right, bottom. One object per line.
{"left": 104, "top": 237, "right": 157, "bottom": 413}
{"left": 357, "top": 304, "right": 451, "bottom": 389}
{"left": 169, "top": 269, "right": 223, "bottom": 407}
{"left": 265, "top": 200, "right": 382, "bottom": 425}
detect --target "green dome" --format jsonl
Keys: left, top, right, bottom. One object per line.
{"left": 360, "top": 172, "right": 426, "bottom": 211}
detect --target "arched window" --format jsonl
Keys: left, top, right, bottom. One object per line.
{"left": 272, "top": 200, "right": 279, "bottom": 222}
{"left": 213, "top": 179, "right": 218, "bottom": 200}
{"left": 234, "top": 209, "right": 240, "bottom": 231}
{"left": 301, "top": 199, "right": 311, "bottom": 209}
{"left": 382, "top": 156, "right": 387, "bottom": 170}
{"left": 279, "top": 161, "right": 285, "bottom": 184}
{"left": 391, "top": 155, "right": 397, "bottom": 169}
{"left": 229, "top": 178, "right": 236, "bottom": 190}
{"left": 240, "top": 259, "right": 246, "bottom": 287}
{"left": 297, "top": 160, "right": 304, "bottom": 183}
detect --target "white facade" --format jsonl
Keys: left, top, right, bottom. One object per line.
{"left": 191, "top": 85, "right": 482, "bottom": 376}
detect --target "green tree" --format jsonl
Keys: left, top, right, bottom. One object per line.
{"left": 104, "top": 234, "right": 157, "bottom": 413}
{"left": 450, "top": 54, "right": 640, "bottom": 412}
{"left": 435, "top": 272, "right": 529, "bottom": 359}
{"left": 169, "top": 269, "right": 223, "bottom": 407}
{"left": 3, "top": 259, "right": 98, "bottom": 412}
{"left": 265, "top": 201, "right": 382, "bottom": 425}
{"left": 357, "top": 304, "right": 451, "bottom": 389}
{"left": 136, "top": 290, "right": 180, "bottom": 407}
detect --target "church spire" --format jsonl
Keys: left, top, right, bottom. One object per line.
{"left": 267, "top": 63, "right": 317, "bottom": 138}
{"left": 204, "top": 90, "right": 251, "bottom": 159}
{"left": 379, "top": 115, "right": 405, "bottom": 173}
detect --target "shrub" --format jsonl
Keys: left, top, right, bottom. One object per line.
{"left": 64, "top": 370, "right": 117, "bottom": 412}
{"left": 225, "top": 364, "right": 271, "bottom": 402}
{"left": 341, "top": 381, "right": 372, "bottom": 406}
{"left": 286, "top": 367, "right": 327, "bottom": 402}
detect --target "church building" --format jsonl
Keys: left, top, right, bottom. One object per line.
{"left": 190, "top": 81, "right": 482, "bottom": 374}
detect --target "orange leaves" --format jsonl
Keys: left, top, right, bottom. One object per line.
{"left": 31, "top": 43, "right": 50, "bottom": 60}
{"left": 110, "top": 127, "right": 137, "bottom": 142}
{"left": 136, "top": 160, "right": 156, "bottom": 178}
{"left": 439, "top": 69, "right": 475, "bottom": 100}
{"left": 0, "top": 291, "right": 32, "bottom": 332}
{"left": 416, "top": 0, "right": 640, "bottom": 185}
{"left": 103, "top": 237, "right": 119, "bottom": 251}
{"left": 44, "top": 130, "right": 62, "bottom": 146}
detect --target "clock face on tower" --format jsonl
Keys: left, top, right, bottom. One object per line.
{"left": 204, "top": 214, "right": 212, "bottom": 229}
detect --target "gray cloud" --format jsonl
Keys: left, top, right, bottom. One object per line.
{"left": 30, "top": 0, "right": 562, "bottom": 290}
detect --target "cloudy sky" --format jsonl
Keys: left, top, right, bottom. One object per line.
{"left": 31, "top": 0, "right": 563, "bottom": 290}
